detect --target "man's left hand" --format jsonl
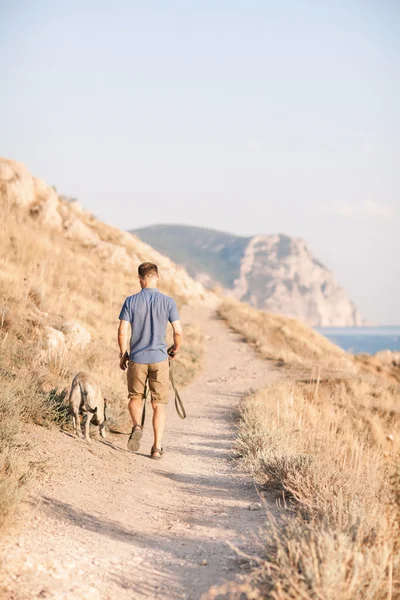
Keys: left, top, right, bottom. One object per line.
{"left": 119, "top": 352, "right": 129, "bottom": 371}
{"left": 167, "top": 345, "right": 178, "bottom": 358}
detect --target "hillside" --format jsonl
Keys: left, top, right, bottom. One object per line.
{"left": 0, "top": 157, "right": 214, "bottom": 523}
{"left": 133, "top": 224, "right": 363, "bottom": 327}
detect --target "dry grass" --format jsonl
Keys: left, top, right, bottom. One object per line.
{"left": 234, "top": 379, "right": 400, "bottom": 599}
{"left": 355, "top": 352, "right": 400, "bottom": 385}
{"left": 243, "top": 383, "right": 398, "bottom": 596}
{"left": 0, "top": 203, "right": 203, "bottom": 525}
{"left": 212, "top": 299, "right": 400, "bottom": 599}
{"left": 218, "top": 299, "right": 354, "bottom": 372}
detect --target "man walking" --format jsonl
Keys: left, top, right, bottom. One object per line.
{"left": 118, "top": 262, "right": 183, "bottom": 459}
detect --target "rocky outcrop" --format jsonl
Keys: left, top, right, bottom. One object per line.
{"left": 42, "top": 322, "right": 91, "bottom": 362}
{"left": 133, "top": 225, "right": 364, "bottom": 327}
{"left": 1, "top": 160, "right": 62, "bottom": 228}
{"left": 232, "top": 234, "right": 363, "bottom": 327}
{"left": 0, "top": 158, "right": 217, "bottom": 308}
{"left": 44, "top": 327, "right": 66, "bottom": 353}
{"left": 61, "top": 322, "right": 92, "bottom": 350}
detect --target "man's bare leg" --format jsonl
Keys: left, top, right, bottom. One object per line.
{"left": 128, "top": 396, "right": 144, "bottom": 426}
{"left": 127, "top": 396, "right": 144, "bottom": 451}
{"left": 152, "top": 403, "right": 166, "bottom": 453}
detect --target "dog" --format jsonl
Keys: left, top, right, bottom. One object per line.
{"left": 69, "top": 372, "right": 107, "bottom": 442}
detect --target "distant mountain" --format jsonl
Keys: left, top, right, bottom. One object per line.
{"left": 131, "top": 224, "right": 364, "bottom": 327}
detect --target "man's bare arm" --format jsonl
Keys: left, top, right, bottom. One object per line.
{"left": 118, "top": 320, "right": 130, "bottom": 370}
{"left": 170, "top": 320, "right": 183, "bottom": 356}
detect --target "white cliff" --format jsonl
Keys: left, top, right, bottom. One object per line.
{"left": 232, "top": 234, "right": 363, "bottom": 327}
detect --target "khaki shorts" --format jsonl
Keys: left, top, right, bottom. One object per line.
{"left": 127, "top": 359, "right": 170, "bottom": 405}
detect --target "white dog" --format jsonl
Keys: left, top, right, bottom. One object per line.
{"left": 69, "top": 372, "right": 107, "bottom": 442}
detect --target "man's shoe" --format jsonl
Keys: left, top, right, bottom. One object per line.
{"left": 150, "top": 446, "right": 164, "bottom": 460}
{"left": 127, "top": 425, "right": 143, "bottom": 452}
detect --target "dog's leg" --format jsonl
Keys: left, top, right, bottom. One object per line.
{"left": 99, "top": 420, "right": 107, "bottom": 439}
{"left": 69, "top": 382, "right": 84, "bottom": 438}
{"left": 73, "top": 412, "right": 83, "bottom": 438}
{"left": 84, "top": 412, "right": 94, "bottom": 443}
{"left": 98, "top": 405, "right": 106, "bottom": 439}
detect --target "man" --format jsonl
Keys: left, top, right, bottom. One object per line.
{"left": 118, "top": 262, "right": 183, "bottom": 459}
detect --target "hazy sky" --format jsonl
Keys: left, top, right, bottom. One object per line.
{"left": 1, "top": 1, "right": 399, "bottom": 324}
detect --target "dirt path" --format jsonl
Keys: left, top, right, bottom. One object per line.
{"left": 0, "top": 306, "right": 279, "bottom": 600}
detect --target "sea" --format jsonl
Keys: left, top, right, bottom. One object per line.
{"left": 316, "top": 326, "right": 400, "bottom": 355}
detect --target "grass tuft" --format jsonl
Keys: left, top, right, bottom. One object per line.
{"left": 44, "top": 388, "right": 70, "bottom": 427}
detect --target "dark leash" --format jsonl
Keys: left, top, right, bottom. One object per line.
{"left": 141, "top": 381, "right": 151, "bottom": 428}
{"left": 169, "top": 358, "right": 186, "bottom": 420}
{"left": 141, "top": 356, "right": 186, "bottom": 427}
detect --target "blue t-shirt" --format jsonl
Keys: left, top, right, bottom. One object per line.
{"left": 119, "top": 288, "right": 180, "bottom": 364}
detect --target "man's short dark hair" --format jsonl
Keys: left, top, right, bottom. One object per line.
{"left": 138, "top": 262, "right": 158, "bottom": 279}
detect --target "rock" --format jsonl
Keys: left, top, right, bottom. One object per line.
{"left": 375, "top": 350, "right": 400, "bottom": 366}
{"left": 33, "top": 177, "right": 50, "bottom": 198}
{"left": 0, "top": 160, "right": 16, "bottom": 181}
{"left": 0, "top": 159, "right": 62, "bottom": 228}
{"left": 63, "top": 217, "right": 99, "bottom": 246}
{"left": 248, "top": 502, "right": 262, "bottom": 511}
{"left": 62, "top": 321, "right": 91, "bottom": 350}
{"left": 31, "top": 179, "right": 62, "bottom": 228}
{"left": 44, "top": 327, "right": 66, "bottom": 352}
{"left": 3, "top": 174, "right": 36, "bottom": 208}
{"left": 95, "top": 241, "right": 132, "bottom": 268}
{"left": 116, "top": 230, "right": 139, "bottom": 249}
{"left": 201, "top": 559, "right": 208, "bottom": 566}
{"left": 69, "top": 199, "right": 84, "bottom": 213}
{"left": 59, "top": 195, "right": 84, "bottom": 214}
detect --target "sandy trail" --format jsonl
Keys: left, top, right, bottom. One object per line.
{"left": 0, "top": 306, "right": 279, "bottom": 600}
